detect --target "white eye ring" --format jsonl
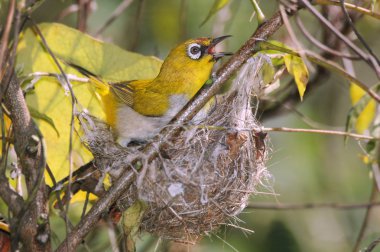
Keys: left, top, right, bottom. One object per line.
{"left": 187, "top": 43, "right": 202, "bottom": 60}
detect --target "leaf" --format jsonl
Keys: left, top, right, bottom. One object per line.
{"left": 260, "top": 55, "right": 275, "bottom": 85}
{"left": 123, "top": 201, "right": 147, "bottom": 252}
{"left": 348, "top": 82, "right": 376, "bottom": 134}
{"left": 200, "top": 0, "right": 230, "bottom": 27}
{"left": 16, "top": 23, "right": 162, "bottom": 186}
{"left": 28, "top": 106, "right": 60, "bottom": 137}
{"left": 283, "top": 54, "right": 309, "bottom": 100}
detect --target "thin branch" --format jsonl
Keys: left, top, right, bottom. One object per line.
{"left": 295, "top": 14, "right": 360, "bottom": 60}
{"left": 56, "top": 9, "right": 299, "bottom": 251}
{"left": 247, "top": 201, "right": 380, "bottom": 210}
{"left": 94, "top": 0, "right": 134, "bottom": 37}
{"left": 56, "top": 4, "right": 79, "bottom": 21}
{"left": 56, "top": 170, "right": 135, "bottom": 252}
{"left": 340, "top": 0, "right": 380, "bottom": 65}
{"left": 314, "top": 0, "right": 380, "bottom": 20}
{"left": 300, "top": 0, "right": 380, "bottom": 78}
{"left": 261, "top": 127, "right": 378, "bottom": 140}
{"left": 0, "top": 0, "right": 15, "bottom": 75}
{"left": 77, "top": 0, "right": 92, "bottom": 32}
{"left": 128, "top": 0, "right": 145, "bottom": 50}
{"left": 365, "top": 236, "right": 380, "bottom": 252}
{"left": 258, "top": 40, "right": 380, "bottom": 103}
{"left": 352, "top": 183, "right": 378, "bottom": 252}
{"left": 29, "top": 20, "right": 78, "bottom": 250}
{"left": 261, "top": 5, "right": 363, "bottom": 121}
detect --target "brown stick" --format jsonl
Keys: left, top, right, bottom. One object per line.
{"left": 3, "top": 75, "right": 50, "bottom": 251}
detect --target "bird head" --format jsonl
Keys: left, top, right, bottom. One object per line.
{"left": 155, "top": 36, "right": 232, "bottom": 92}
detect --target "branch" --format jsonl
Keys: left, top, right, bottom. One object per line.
{"left": 94, "top": 0, "right": 134, "bottom": 36}
{"left": 262, "top": 127, "right": 378, "bottom": 140}
{"left": 4, "top": 75, "right": 50, "bottom": 251}
{"left": 365, "top": 236, "right": 380, "bottom": 252}
{"left": 300, "top": 0, "right": 380, "bottom": 78}
{"left": 247, "top": 201, "right": 380, "bottom": 210}
{"left": 314, "top": 0, "right": 380, "bottom": 20}
{"left": 0, "top": 0, "right": 15, "bottom": 72}
{"left": 352, "top": 184, "right": 378, "bottom": 252}
{"left": 258, "top": 40, "right": 380, "bottom": 103}
{"left": 56, "top": 9, "right": 299, "bottom": 251}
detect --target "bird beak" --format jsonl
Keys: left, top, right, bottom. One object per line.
{"left": 207, "top": 35, "right": 233, "bottom": 61}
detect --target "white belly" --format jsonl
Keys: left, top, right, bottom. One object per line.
{"left": 116, "top": 94, "right": 196, "bottom": 146}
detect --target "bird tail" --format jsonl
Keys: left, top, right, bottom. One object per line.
{"left": 67, "top": 63, "right": 110, "bottom": 96}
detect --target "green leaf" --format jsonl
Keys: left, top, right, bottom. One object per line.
{"left": 29, "top": 106, "right": 60, "bottom": 137}
{"left": 283, "top": 54, "right": 309, "bottom": 100}
{"left": 200, "top": 0, "right": 230, "bottom": 27}
{"left": 366, "top": 140, "right": 376, "bottom": 153}
{"left": 260, "top": 55, "right": 275, "bottom": 85}
{"left": 123, "top": 200, "right": 147, "bottom": 252}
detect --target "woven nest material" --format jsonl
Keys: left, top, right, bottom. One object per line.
{"left": 79, "top": 55, "right": 270, "bottom": 243}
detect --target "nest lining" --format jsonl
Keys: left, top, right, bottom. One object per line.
{"left": 79, "top": 55, "right": 271, "bottom": 243}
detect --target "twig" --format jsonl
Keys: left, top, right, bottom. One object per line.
{"left": 352, "top": 183, "right": 378, "bottom": 252}
{"left": 77, "top": 0, "right": 92, "bottom": 32}
{"left": 279, "top": 4, "right": 311, "bottom": 71}
{"left": 339, "top": 0, "right": 380, "bottom": 65}
{"left": 261, "top": 127, "right": 378, "bottom": 140}
{"left": 300, "top": 0, "right": 380, "bottom": 78}
{"left": 258, "top": 40, "right": 380, "bottom": 103}
{"left": 365, "top": 236, "right": 380, "bottom": 252}
{"left": 29, "top": 19, "right": 78, "bottom": 251}
{"left": 0, "top": 0, "right": 15, "bottom": 76}
{"left": 295, "top": 14, "right": 359, "bottom": 60}
{"left": 261, "top": 5, "right": 363, "bottom": 121}
{"left": 56, "top": 4, "right": 79, "bottom": 21}
{"left": 128, "top": 0, "right": 145, "bottom": 50}
{"left": 95, "top": 0, "right": 134, "bottom": 37}
{"left": 56, "top": 170, "right": 135, "bottom": 252}
{"left": 314, "top": 0, "right": 380, "bottom": 20}
{"left": 56, "top": 9, "right": 299, "bottom": 251}
{"left": 247, "top": 201, "right": 380, "bottom": 210}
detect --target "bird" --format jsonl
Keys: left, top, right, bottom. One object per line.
{"left": 75, "top": 36, "right": 232, "bottom": 146}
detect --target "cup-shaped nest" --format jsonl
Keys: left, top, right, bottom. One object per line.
{"left": 80, "top": 56, "right": 270, "bottom": 243}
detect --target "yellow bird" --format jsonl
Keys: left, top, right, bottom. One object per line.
{"left": 77, "top": 36, "right": 231, "bottom": 146}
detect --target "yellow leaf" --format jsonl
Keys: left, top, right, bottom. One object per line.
{"left": 349, "top": 83, "right": 376, "bottom": 133}
{"left": 284, "top": 54, "right": 309, "bottom": 100}
{"left": 16, "top": 23, "right": 162, "bottom": 186}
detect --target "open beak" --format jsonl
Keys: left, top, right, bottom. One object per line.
{"left": 207, "top": 35, "right": 233, "bottom": 61}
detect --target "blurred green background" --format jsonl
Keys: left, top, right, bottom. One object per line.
{"left": 3, "top": 0, "right": 380, "bottom": 251}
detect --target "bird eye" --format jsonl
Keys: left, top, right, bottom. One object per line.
{"left": 187, "top": 43, "right": 202, "bottom": 60}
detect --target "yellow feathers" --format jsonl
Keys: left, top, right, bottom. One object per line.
{"left": 80, "top": 36, "right": 232, "bottom": 145}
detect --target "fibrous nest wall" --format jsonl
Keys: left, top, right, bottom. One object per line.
{"left": 80, "top": 55, "right": 270, "bottom": 243}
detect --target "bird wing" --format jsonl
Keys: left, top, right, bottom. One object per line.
{"left": 110, "top": 81, "right": 135, "bottom": 107}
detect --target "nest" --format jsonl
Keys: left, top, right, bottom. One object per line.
{"left": 79, "top": 55, "right": 270, "bottom": 243}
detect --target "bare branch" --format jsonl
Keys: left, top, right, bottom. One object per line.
{"left": 352, "top": 183, "right": 378, "bottom": 252}
{"left": 314, "top": 0, "right": 380, "bottom": 20}
{"left": 365, "top": 236, "right": 380, "bottom": 252}
{"left": 95, "top": 0, "right": 134, "bottom": 37}
{"left": 247, "top": 201, "right": 380, "bottom": 210}
{"left": 339, "top": 0, "right": 380, "bottom": 66}
{"left": 0, "top": 0, "right": 15, "bottom": 73}
{"left": 295, "top": 14, "right": 360, "bottom": 60}
{"left": 261, "top": 127, "right": 378, "bottom": 140}
{"left": 300, "top": 0, "right": 380, "bottom": 78}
